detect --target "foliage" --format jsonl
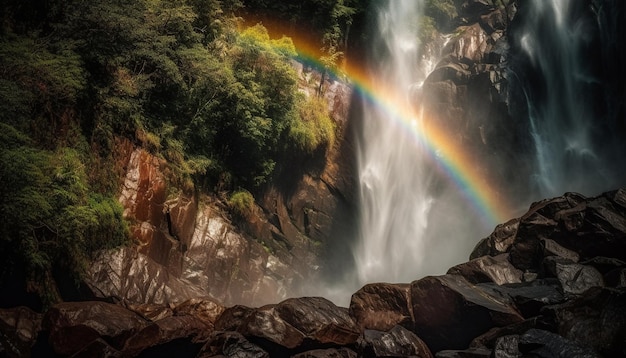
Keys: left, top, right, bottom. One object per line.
{"left": 0, "top": 124, "right": 128, "bottom": 307}
{"left": 288, "top": 94, "right": 336, "bottom": 153}
{"left": 0, "top": 0, "right": 350, "bottom": 306}
{"left": 228, "top": 190, "right": 255, "bottom": 218}
{"left": 424, "top": 0, "right": 458, "bottom": 31}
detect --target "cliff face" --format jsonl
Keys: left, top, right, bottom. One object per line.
{"left": 85, "top": 67, "right": 356, "bottom": 306}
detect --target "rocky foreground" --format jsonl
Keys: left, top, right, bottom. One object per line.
{"left": 2, "top": 190, "right": 626, "bottom": 357}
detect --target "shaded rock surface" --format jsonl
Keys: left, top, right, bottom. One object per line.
{"left": 4, "top": 188, "right": 626, "bottom": 358}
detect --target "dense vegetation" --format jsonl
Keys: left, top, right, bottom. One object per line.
{"left": 0, "top": 0, "right": 362, "bottom": 308}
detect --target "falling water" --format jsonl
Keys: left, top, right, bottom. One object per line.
{"left": 353, "top": 0, "right": 480, "bottom": 286}
{"left": 518, "top": 0, "right": 618, "bottom": 197}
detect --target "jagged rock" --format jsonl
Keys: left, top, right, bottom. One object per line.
{"left": 291, "top": 348, "right": 357, "bottom": 358}
{"left": 349, "top": 283, "right": 413, "bottom": 331}
{"left": 173, "top": 297, "right": 225, "bottom": 326}
{"left": 470, "top": 317, "right": 548, "bottom": 350}
{"left": 43, "top": 301, "right": 147, "bottom": 356}
{"left": 0, "top": 306, "right": 42, "bottom": 357}
{"left": 477, "top": 279, "right": 564, "bottom": 318}
{"left": 471, "top": 219, "right": 519, "bottom": 259}
{"left": 198, "top": 331, "right": 268, "bottom": 358}
{"left": 447, "top": 254, "right": 523, "bottom": 285}
{"left": 492, "top": 335, "right": 520, "bottom": 358}
{"left": 123, "top": 315, "right": 209, "bottom": 356}
{"left": 410, "top": 275, "right": 524, "bottom": 352}
{"left": 86, "top": 247, "right": 207, "bottom": 304}
{"left": 70, "top": 338, "right": 122, "bottom": 358}
{"left": 238, "top": 297, "right": 359, "bottom": 351}
{"left": 214, "top": 305, "right": 256, "bottom": 332}
{"left": 356, "top": 325, "right": 433, "bottom": 358}
{"left": 543, "top": 257, "right": 604, "bottom": 295}
{"left": 122, "top": 301, "right": 173, "bottom": 321}
{"left": 435, "top": 347, "right": 491, "bottom": 357}
{"left": 518, "top": 329, "right": 600, "bottom": 358}
{"left": 542, "top": 287, "right": 626, "bottom": 356}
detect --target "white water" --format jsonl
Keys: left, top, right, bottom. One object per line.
{"left": 352, "top": 0, "right": 486, "bottom": 289}
{"left": 520, "top": 0, "right": 610, "bottom": 197}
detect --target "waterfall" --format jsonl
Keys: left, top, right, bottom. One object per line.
{"left": 517, "top": 0, "right": 620, "bottom": 197}
{"left": 353, "top": 0, "right": 483, "bottom": 287}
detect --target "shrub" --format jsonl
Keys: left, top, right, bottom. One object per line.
{"left": 228, "top": 190, "right": 255, "bottom": 218}
{"left": 288, "top": 94, "right": 336, "bottom": 153}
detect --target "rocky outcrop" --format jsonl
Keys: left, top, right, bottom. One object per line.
{"left": 85, "top": 62, "right": 356, "bottom": 307}
{"left": 3, "top": 189, "right": 626, "bottom": 357}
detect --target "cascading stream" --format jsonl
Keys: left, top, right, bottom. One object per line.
{"left": 355, "top": 0, "right": 441, "bottom": 285}
{"left": 518, "top": 0, "right": 615, "bottom": 197}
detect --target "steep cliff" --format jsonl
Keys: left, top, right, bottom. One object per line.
{"left": 85, "top": 66, "right": 356, "bottom": 306}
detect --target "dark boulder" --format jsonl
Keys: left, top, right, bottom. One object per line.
{"left": 477, "top": 279, "right": 564, "bottom": 318}
{"left": 0, "top": 306, "right": 42, "bottom": 357}
{"left": 237, "top": 297, "right": 359, "bottom": 352}
{"left": 291, "top": 347, "right": 357, "bottom": 358}
{"left": 410, "top": 275, "right": 523, "bottom": 352}
{"left": 447, "top": 254, "right": 523, "bottom": 285}
{"left": 518, "top": 329, "right": 600, "bottom": 358}
{"left": 173, "top": 297, "right": 225, "bottom": 326}
{"left": 543, "top": 257, "right": 604, "bottom": 295}
{"left": 356, "top": 325, "right": 433, "bottom": 358}
{"left": 542, "top": 287, "right": 626, "bottom": 356}
{"left": 349, "top": 283, "right": 413, "bottom": 331}
{"left": 43, "top": 301, "right": 147, "bottom": 356}
{"left": 123, "top": 315, "right": 210, "bottom": 356}
{"left": 198, "top": 331, "right": 269, "bottom": 358}
{"left": 434, "top": 347, "right": 491, "bottom": 357}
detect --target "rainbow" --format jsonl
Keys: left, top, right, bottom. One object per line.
{"left": 241, "top": 20, "right": 513, "bottom": 227}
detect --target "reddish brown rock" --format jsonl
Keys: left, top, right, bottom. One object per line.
{"left": 0, "top": 306, "right": 42, "bottom": 357}
{"left": 238, "top": 297, "right": 359, "bottom": 351}
{"left": 291, "top": 348, "right": 357, "bottom": 358}
{"left": 123, "top": 315, "right": 210, "bottom": 356}
{"left": 43, "top": 301, "right": 147, "bottom": 356}
{"left": 173, "top": 297, "right": 225, "bottom": 326}
{"left": 447, "top": 254, "right": 523, "bottom": 285}
{"left": 356, "top": 325, "right": 433, "bottom": 358}
{"left": 349, "top": 283, "right": 413, "bottom": 331}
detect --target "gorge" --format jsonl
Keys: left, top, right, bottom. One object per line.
{"left": 1, "top": 0, "right": 626, "bottom": 356}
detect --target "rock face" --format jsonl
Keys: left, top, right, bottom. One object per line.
{"left": 3, "top": 189, "right": 626, "bottom": 357}
{"left": 84, "top": 66, "right": 356, "bottom": 307}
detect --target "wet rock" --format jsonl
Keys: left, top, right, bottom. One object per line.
{"left": 349, "top": 283, "right": 413, "bottom": 331}
{"left": 544, "top": 257, "right": 604, "bottom": 295}
{"left": 291, "top": 348, "right": 357, "bottom": 358}
{"left": 492, "top": 335, "right": 520, "bottom": 358}
{"left": 542, "top": 238, "right": 580, "bottom": 262}
{"left": 123, "top": 315, "right": 209, "bottom": 356}
{"left": 542, "top": 287, "right": 626, "bottom": 356}
{"left": 198, "top": 331, "right": 268, "bottom": 358}
{"left": 43, "top": 301, "right": 147, "bottom": 356}
{"left": 85, "top": 247, "right": 207, "bottom": 304}
{"left": 410, "top": 275, "right": 523, "bottom": 352}
{"left": 471, "top": 219, "right": 519, "bottom": 259}
{"left": 273, "top": 297, "right": 359, "bottom": 346}
{"left": 477, "top": 279, "right": 564, "bottom": 318}
{"left": 435, "top": 347, "right": 491, "bottom": 357}
{"left": 214, "top": 305, "right": 256, "bottom": 332}
{"left": 173, "top": 297, "right": 225, "bottom": 326}
{"left": 0, "top": 306, "right": 42, "bottom": 357}
{"left": 70, "top": 338, "right": 122, "bottom": 358}
{"left": 122, "top": 301, "right": 173, "bottom": 322}
{"left": 238, "top": 297, "right": 359, "bottom": 352}
{"left": 518, "top": 329, "right": 600, "bottom": 358}
{"left": 470, "top": 317, "right": 549, "bottom": 349}
{"left": 447, "top": 254, "right": 523, "bottom": 285}
{"left": 356, "top": 325, "right": 433, "bottom": 358}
